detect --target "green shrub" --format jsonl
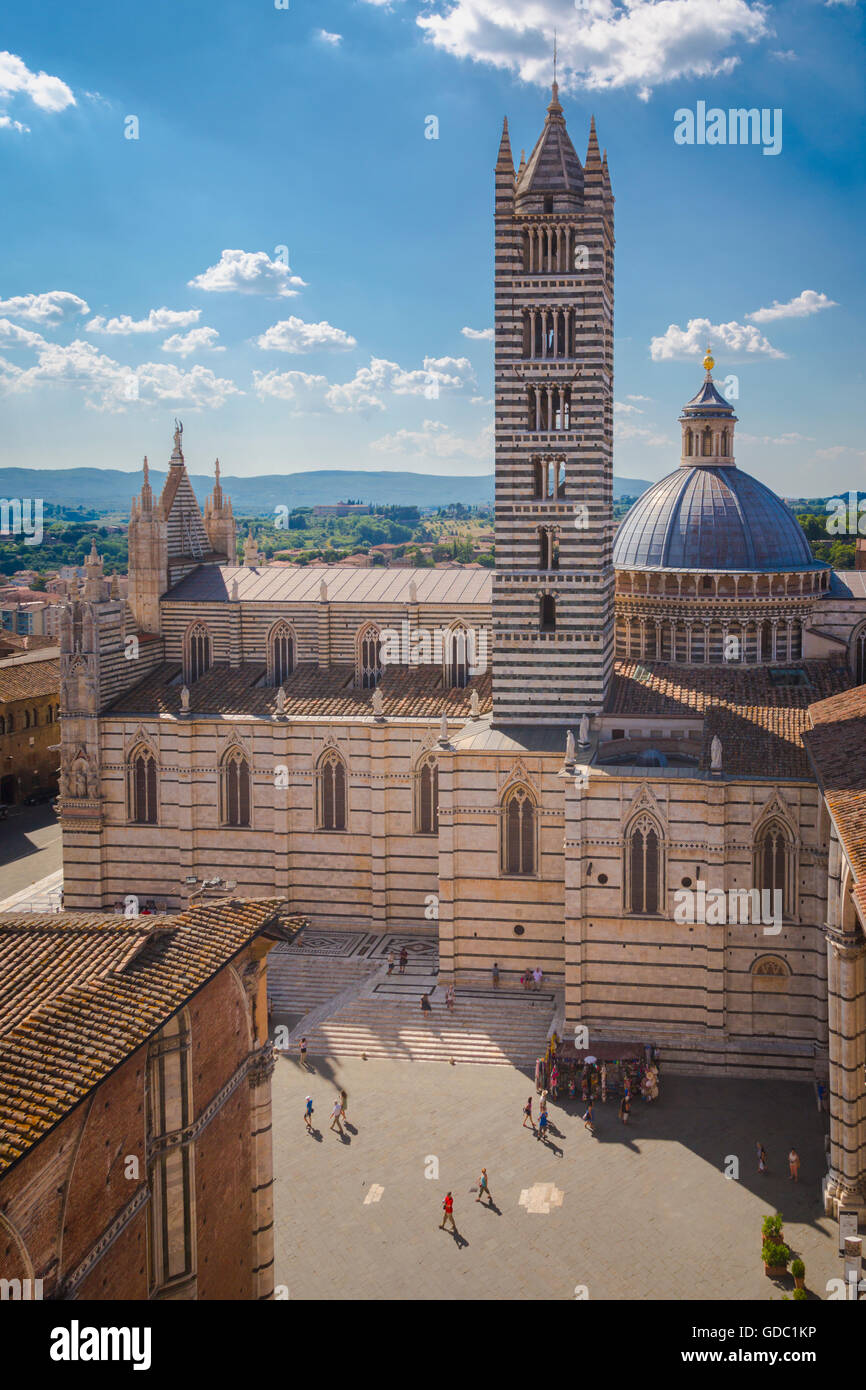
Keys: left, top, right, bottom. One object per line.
{"left": 762, "top": 1213, "right": 784, "bottom": 1241}
{"left": 792, "top": 1288, "right": 807, "bottom": 1301}
{"left": 791, "top": 1258, "right": 805, "bottom": 1278}
{"left": 762, "top": 1241, "right": 790, "bottom": 1268}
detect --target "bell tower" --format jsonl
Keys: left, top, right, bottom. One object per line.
{"left": 492, "top": 84, "right": 615, "bottom": 723}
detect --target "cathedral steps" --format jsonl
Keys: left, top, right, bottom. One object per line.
{"left": 267, "top": 952, "right": 381, "bottom": 1018}
{"left": 298, "top": 989, "right": 554, "bottom": 1066}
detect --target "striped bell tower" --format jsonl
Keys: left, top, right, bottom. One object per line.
{"left": 492, "top": 84, "right": 615, "bottom": 724}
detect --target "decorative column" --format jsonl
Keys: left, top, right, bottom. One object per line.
{"left": 824, "top": 928, "right": 866, "bottom": 1219}
{"left": 771, "top": 618, "right": 779, "bottom": 662}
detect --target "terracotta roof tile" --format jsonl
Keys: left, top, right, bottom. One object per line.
{"left": 0, "top": 900, "right": 301, "bottom": 1175}
{"left": 106, "top": 660, "right": 492, "bottom": 720}
{"left": 608, "top": 659, "right": 853, "bottom": 778}
{"left": 804, "top": 684, "right": 866, "bottom": 883}
{"left": 0, "top": 656, "right": 60, "bottom": 704}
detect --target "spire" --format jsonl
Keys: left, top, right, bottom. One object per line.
{"left": 586, "top": 115, "right": 602, "bottom": 168}
{"left": 170, "top": 417, "right": 184, "bottom": 466}
{"left": 212, "top": 457, "right": 223, "bottom": 510}
{"left": 517, "top": 148, "right": 526, "bottom": 179}
{"left": 496, "top": 115, "right": 514, "bottom": 173}
{"left": 551, "top": 29, "right": 560, "bottom": 110}
{"left": 703, "top": 343, "right": 715, "bottom": 379}
{"left": 140, "top": 455, "right": 153, "bottom": 513}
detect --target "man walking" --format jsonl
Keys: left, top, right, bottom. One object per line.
{"left": 440, "top": 1191, "right": 456, "bottom": 1231}
{"left": 399, "top": 946, "right": 408, "bottom": 975}
{"left": 303, "top": 1096, "right": 314, "bottom": 1132}
{"left": 475, "top": 1168, "right": 492, "bottom": 1205}
{"left": 299, "top": 1036, "right": 309, "bottom": 1070}
{"left": 329, "top": 1097, "right": 344, "bottom": 1135}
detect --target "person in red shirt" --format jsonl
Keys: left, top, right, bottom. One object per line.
{"left": 439, "top": 1191, "right": 456, "bottom": 1231}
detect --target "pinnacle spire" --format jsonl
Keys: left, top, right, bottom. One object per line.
{"left": 586, "top": 115, "right": 602, "bottom": 168}
{"left": 496, "top": 115, "right": 514, "bottom": 173}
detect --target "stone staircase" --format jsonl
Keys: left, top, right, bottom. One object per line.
{"left": 301, "top": 984, "right": 555, "bottom": 1065}
{"left": 267, "top": 948, "right": 380, "bottom": 1020}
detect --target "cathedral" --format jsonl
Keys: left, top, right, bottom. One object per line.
{"left": 58, "top": 87, "right": 866, "bottom": 1219}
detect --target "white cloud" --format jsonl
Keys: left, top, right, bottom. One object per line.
{"left": 738, "top": 432, "right": 814, "bottom": 446}
{"left": 371, "top": 419, "right": 494, "bottom": 462}
{"left": 650, "top": 317, "right": 784, "bottom": 361}
{"left": 0, "top": 50, "right": 75, "bottom": 114}
{"left": 161, "top": 326, "right": 224, "bottom": 357}
{"left": 627, "top": 393, "right": 653, "bottom": 402}
{"left": 256, "top": 316, "right": 357, "bottom": 353}
{"left": 771, "top": 49, "right": 797, "bottom": 60}
{"left": 746, "top": 289, "right": 838, "bottom": 324}
{"left": 0, "top": 291, "right": 89, "bottom": 324}
{"left": 317, "top": 30, "right": 342, "bottom": 44}
{"left": 814, "top": 445, "right": 866, "bottom": 461}
{"left": 254, "top": 354, "right": 476, "bottom": 414}
{"left": 614, "top": 400, "right": 643, "bottom": 415}
{"left": 188, "top": 248, "right": 306, "bottom": 297}
{"left": 2, "top": 337, "right": 240, "bottom": 411}
{"left": 416, "top": 0, "right": 770, "bottom": 101}
{"left": 87, "top": 307, "right": 202, "bottom": 335}
{"left": 615, "top": 420, "right": 672, "bottom": 447}
{"left": 0, "top": 318, "right": 47, "bottom": 350}
{"left": 0, "top": 114, "right": 29, "bottom": 133}
{"left": 461, "top": 325, "right": 494, "bottom": 341}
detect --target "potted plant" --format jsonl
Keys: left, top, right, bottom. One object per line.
{"left": 762, "top": 1213, "right": 784, "bottom": 1243}
{"left": 762, "top": 1240, "right": 791, "bottom": 1278}
{"left": 791, "top": 1258, "right": 805, "bottom": 1290}
{"left": 792, "top": 1287, "right": 807, "bottom": 1301}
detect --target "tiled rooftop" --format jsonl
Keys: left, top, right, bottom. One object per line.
{"left": 608, "top": 660, "right": 853, "bottom": 778}
{"left": 805, "top": 685, "right": 866, "bottom": 891}
{"left": 163, "top": 563, "right": 492, "bottom": 606}
{"left": 0, "top": 656, "right": 60, "bottom": 703}
{"left": 0, "top": 900, "right": 300, "bottom": 1175}
{"left": 106, "top": 661, "right": 493, "bottom": 720}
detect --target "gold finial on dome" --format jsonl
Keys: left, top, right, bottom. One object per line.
{"left": 703, "top": 344, "right": 715, "bottom": 375}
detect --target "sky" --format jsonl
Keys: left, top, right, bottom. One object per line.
{"left": 0, "top": 0, "right": 863, "bottom": 496}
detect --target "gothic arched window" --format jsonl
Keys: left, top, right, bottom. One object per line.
{"left": 445, "top": 626, "right": 470, "bottom": 689}
{"left": 501, "top": 784, "right": 536, "bottom": 876}
{"left": 221, "top": 747, "right": 251, "bottom": 827}
{"left": 146, "top": 1010, "right": 194, "bottom": 1291}
{"left": 415, "top": 754, "right": 439, "bottom": 835}
{"left": 625, "top": 813, "right": 663, "bottom": 914}
{"left": 851, "top": 625, "right": 866, "bottom": 686}
{"left": 755, "top": 818, "right": 792, "bottom": 917}
{"left": 129, "top": 745, "right": 158, "bottom": 824}
{"left": 268, "top": 622, "right": 295, "bottom": 686}
{"left": 318, "top": 749, "right": 347, "bottom": 831}
{"left": 357, "top": 625, "right": 382, "bottom": 690}
{"left": 185, "top": 622, "right": 211, "bottom": 684}
{"left": 540, "top": 593, "right": 556, "bottom": 631}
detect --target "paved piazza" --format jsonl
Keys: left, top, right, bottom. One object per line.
{"left": 272, "top": 1055, "right": 838, "bottom": 1301}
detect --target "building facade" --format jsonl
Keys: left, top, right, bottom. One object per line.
{"left": 0, "top": 650, "right": 60, "bottom": 805}
{"left": 56, "top": 91, "right": 866, "bottom": 1215}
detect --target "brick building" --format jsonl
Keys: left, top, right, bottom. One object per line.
{"left": 0, "top": 650, "right": 60, "bottom": 805}
{"left": 0, "top": 899, "right": 295, "bottom": 1300}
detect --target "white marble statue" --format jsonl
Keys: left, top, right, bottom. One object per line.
{"left": 711, "top": 735, "right": 723, "bottom": 771}
{"left": 578, "top": 713, "right": 590, "bottom": 746}
{"left": 566, "top": 729, "right": 576, "bottom": 763}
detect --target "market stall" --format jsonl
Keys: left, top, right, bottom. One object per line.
{"left": 536, "top": 1039, "right": 660, "bottom": 1104}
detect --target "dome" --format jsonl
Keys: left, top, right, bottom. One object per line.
{"left": 613, "top": 464, "right": 817, "bottom": 573}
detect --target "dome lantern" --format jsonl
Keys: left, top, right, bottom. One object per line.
{"left": 679, "top": 345, "right": 738, "bottom": 466}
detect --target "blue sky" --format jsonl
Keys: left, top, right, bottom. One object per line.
{"left": 0, "top": 0, "right": 863, "bottom": 496}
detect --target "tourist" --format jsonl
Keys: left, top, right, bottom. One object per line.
{"left": 583, "top": 1098, "right": 594, "bottom": 1132}
{"left": 619, "top": 1093, "right": 630, "bottom": 1124}
{"left": 399, "top": 946, "right": 408, "bottom": 974}
{"left": 440, "top": 1192, "right": 456, "bottom": 1231}
{"left": 550, "top": 1063, "right": 559, "bottom": 1099}
{"left": 788, "top": 1147, "right": 800, "bottom": 1181}
{"left": 339, "top": 1088, "right": 348, "bottom": 1122}
{"left": 533, "top": 966, "right": 543, "bottom": 990}
{"left": 476, "top": 1168, "right": 492, "bottom": 1204}
{"left": 304, "top": 1096, "right": 314, "bottom": 1132}
{"left": 329, "top": 1097, "right": 344, "bottom": 1134}
{"left": 522, "top": 1096, "right": 536, "bottom": 1130}
{"left": 492, "top": 962, "right": 500, "bottom": 988}
{"left": 537, "top": 1110, "right": 549, "bottom": 1143}
{"left": 387, "top": 951, "right": 395, "bottom": 976}
{"left": 445, "top": 984, "right": 455, "bottom": 1012}
{"left": 757, "top": 1141, "right": 768, "bottom": 1174}
{"left": 420, "top": 992, "right": 432, "bottom": 1021}
{"left": 522, "top": 969, "right": 532, "bottom": 991}
{"left": 299, "top": 1036, "right": 308, "bottom": 1070}
{"left": 539, "top": 1088, "right": 548, "bottom": 1118}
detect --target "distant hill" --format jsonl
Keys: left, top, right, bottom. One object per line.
{"left": 0, "top": 466, "right": 656, "bottom": 514}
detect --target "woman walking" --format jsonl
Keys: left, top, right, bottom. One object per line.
{"left": 522, "top": 1096, "right": 536, "bottom": 1131}
{"left": 445, "top": 984, "right": 455, "bottom": 1012}
{"left": 420, "top": 992, "right": 433, "bottom": 1022}
{"left": 788, "top": 1147, "right": 800, "bottom": 1182}
{"left": 583, "top": 1098, "right": 594, "bottom": 1133}
{"left": 757, "top": 1141, "right": 768, "bottom": 1174}
{"left": 339, "top": 1088, "right": 348, "bottom": 1122}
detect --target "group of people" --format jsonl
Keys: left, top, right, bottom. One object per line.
{"left": 523, "top": 1081, "right": 634, "bottom": 1142}
{"left": 303, "top": 1089, "right": 350, "bottom": 1135}
{"left": 757, "top": 1142, "right": 801, "bottom": 1180}
{"left": 439, "top": 1169, "right": 493, "bottom": 1231}
{"left": 491, "top": 964, "right": 545, "bottom": 989}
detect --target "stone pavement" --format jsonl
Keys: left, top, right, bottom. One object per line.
{"left": 272, "top": 1055, "right": 840, "bottom": 1300}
